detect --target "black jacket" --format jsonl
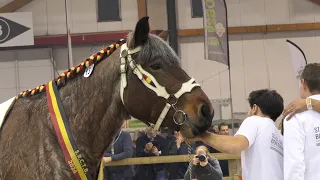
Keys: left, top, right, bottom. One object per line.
{"left": 133, "top": 134, "right": 167, "bottom": 180}
{"left": 103, "top": 130, "right": 135, "bottom": 178}
{"left": 184, "top": 157, "right": 223, "bottom": 180}
{"left": 167, "top": 138, "right": 191, "bottom": 180}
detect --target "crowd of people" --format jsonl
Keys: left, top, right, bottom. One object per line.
{"left": 103, "top": 122, "right": 230, "bottom": 180}
{"left": 103, "top": 63, "right": 320, "bottom": 180}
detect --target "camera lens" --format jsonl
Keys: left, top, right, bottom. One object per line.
{"left": 197, "top": 154, "right": 206, "bottom": 162}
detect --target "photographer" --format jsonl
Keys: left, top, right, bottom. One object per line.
{"left": 184, "top": 146, "right": 223, "bottom": 180}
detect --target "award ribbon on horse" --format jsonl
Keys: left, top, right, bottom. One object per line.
{"left": 46, "top": 80, "right": 91, "bottom": 180}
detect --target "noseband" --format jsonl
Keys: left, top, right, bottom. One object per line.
{"left": 120, "top": 43, "right": 200, "bottom": 131}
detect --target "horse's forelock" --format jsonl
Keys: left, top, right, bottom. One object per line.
{"left": 127, "top": 32, "right": 180, "bottom": 66}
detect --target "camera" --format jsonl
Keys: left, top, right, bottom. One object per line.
{"left": 195, "top": 154, "right": 207, "bottom": 162}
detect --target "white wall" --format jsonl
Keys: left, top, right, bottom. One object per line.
{"left": 9, "top": 0, "right": 320, "bottom": 36}
{"left": 52, "top": 43, "right": 112, "bottom": 72}
{"left": 147, "top": 0, "right": 168, "bottom": 30}
{"left": 15, "top": 0, "right": 139, "bottom": 36}
{"left": 0, "top": 48, "right": 54, "bottom": 103}
{"left": 14, "top": 0, "right": 169, "bottom": 36}
{"left": 175, "top": 0, "right": 320, "bottom": 124}
{"left": 0, "top": 44, "right": 110, "bottom": 103}
{"left": 0, "top": 60, "right": 17, "bottom": 103}
{"left": 179, "top": 31, "right": 320, "bottom": 124}
{"left": 0, "top": 0, "right": 12, "bottom": 8}
{"left": 177, "top": 0, "right": 320, "bottom": 29}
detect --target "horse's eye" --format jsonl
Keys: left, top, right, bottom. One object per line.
{"left": 150, "top": 64, "right": 161, "bottom": 70}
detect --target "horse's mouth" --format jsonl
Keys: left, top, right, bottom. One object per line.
{"left": 179, "top": 116, "right": 212, "bottom": 138}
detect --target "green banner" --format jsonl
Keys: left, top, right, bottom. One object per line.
{"left": 127, "top": 119, "right": 147, "bottom": 128}
{"left": 202, "top": 0, "right": 229, "bottom": 66}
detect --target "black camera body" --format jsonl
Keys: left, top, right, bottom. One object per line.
{"left": 195, "top": 154, "right": 207, "bottom": 162}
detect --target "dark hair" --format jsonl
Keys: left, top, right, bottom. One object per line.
{"left": 248, "top": 89, "right": 284, "bottom": 121}
{"left": 218, "top": 122, "right": 228, "bottom": 131}
{"left": 300, "top": 63, "right": 320, "bottom": 93}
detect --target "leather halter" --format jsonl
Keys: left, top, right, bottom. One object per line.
{"left": 119, "top": 43, "right": 200, "bottom": 131}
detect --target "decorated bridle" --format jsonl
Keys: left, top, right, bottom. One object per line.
{"left": 119, "top": 42, "right": 201, "bottom": 131}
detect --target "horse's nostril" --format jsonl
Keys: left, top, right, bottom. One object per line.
{"left": 200, "top": 104, "right": 211, "bottom": 120}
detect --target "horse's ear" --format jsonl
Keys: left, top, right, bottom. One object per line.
{"left": 158, "top": 30, "right": 169, "bottom": 41}
{"left": 131, "top": 16, "right": 150, "bottom": 48}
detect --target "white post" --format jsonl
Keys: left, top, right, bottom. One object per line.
{"left": 65, "top": 0, "right": 73, "bottom": 69}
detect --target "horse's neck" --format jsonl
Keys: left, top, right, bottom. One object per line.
{"left": 58, "top": 50, "right": 129, "bottom": 165}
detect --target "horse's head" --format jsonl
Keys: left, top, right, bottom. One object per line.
{"left": 120, "top": 17, "right": 213, "bottom": 138}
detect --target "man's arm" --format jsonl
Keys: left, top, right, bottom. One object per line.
{"left": 111, "top": 131, "right": 133, "bottom": 161}
{"left": 311, "top": 98, "right": 320, "bottom": 111}
{"left": 284, "top": 98, "right": 320, "bottom": 120}
{"left": 195, "top": 116, "right": 258, "bottom": 154}
{"left": 199, "top": 132, "right": 249, "bottom": 154}
{"left": 283, "top": 116, "right": 305, "bottom": 180}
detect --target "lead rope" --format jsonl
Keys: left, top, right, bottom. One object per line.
{"left": 186, "top": 141, "right": 192, "bottom": 180}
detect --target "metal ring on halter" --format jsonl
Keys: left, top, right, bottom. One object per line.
{"left": 173, "top": 110, "right": 187, "bottom": 125}
{"left": 167, "top": 95, "right": 187, "bottom": 126}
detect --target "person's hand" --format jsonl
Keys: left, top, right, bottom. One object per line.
{"left": 103, "top": 157, "right": 112, "bottom": 163}
{"left": 176, "top": 135, "right": 184, "bottom": 148}
{"left": 199, "top": 160, "right": 208, "bottom": 167}
{"left": 192, "top": 155, "right": 200, "bottom": 166}
{"left": 152, "top": 146, "right": 159, "bottom": 156}
{"left": 144, "top": 142, "right": 153, "bottom": 152}
{"left": 199, "top": 156, "right": 209, "bottom": 167}
{"left": 283, "top": 99, "right": 307, "bottom": 120}
{"left": 178, "top": 135, "right": 185, "bottom": 143}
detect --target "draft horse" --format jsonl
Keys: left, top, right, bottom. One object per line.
{"left": 0, "top": 17, "right": 214, "bottom": 180}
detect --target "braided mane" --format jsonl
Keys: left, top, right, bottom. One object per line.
{"left": 15, "top": 39, "right": 127, "bottom": 100}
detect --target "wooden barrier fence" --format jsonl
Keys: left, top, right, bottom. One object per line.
{"left": 104, "top": 153, "right": 241, "bottom": 180}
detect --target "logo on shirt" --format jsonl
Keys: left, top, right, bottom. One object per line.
{"left": 270, "top": 133, "right": 283, "bottom": 156}
{"left": 314, "top": 126, "right": 320, "bottom": 146}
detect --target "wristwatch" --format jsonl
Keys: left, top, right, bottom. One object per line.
{"left": 306, "top": 98, "right": 313, "bottom": 110}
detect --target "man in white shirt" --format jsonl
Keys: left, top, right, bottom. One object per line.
{"left": 283, "top": 63, "right": 320, "bottom": 180}
{"left": 188, "top": 89, "right": 284, "bottom": 180}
